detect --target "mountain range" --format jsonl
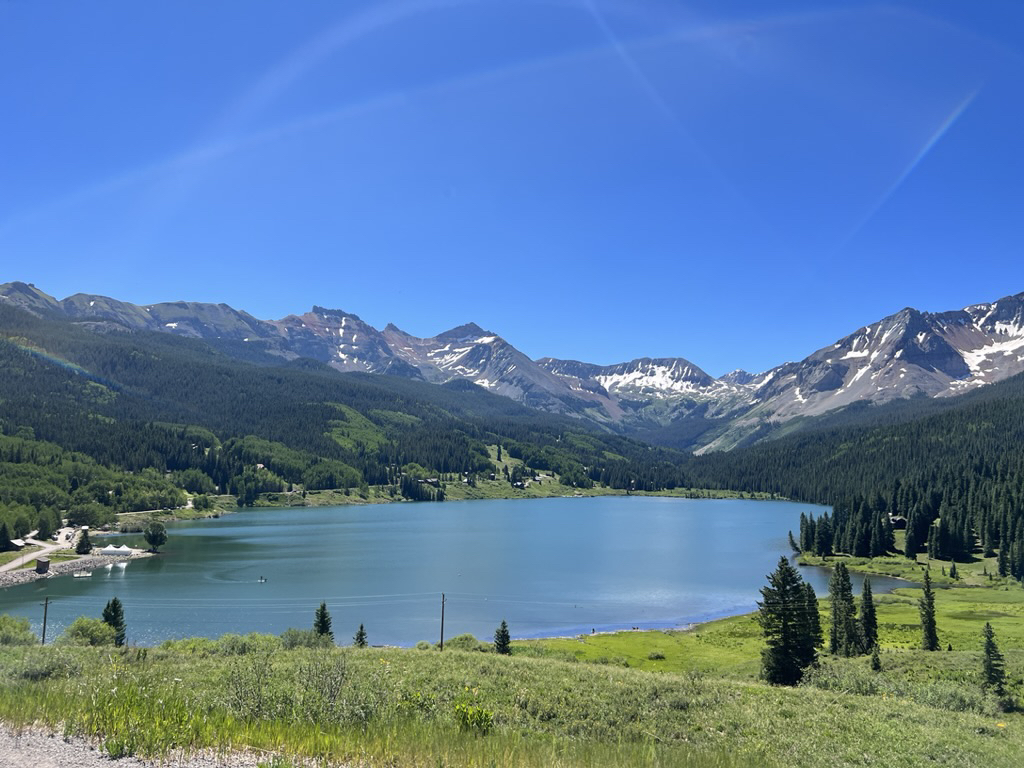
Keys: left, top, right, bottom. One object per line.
{"left": 2, "top": 281, "right": 1023, "bottom": 452}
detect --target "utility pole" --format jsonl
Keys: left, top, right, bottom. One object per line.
{"left": 439, "top": 592, "right": 446, "bottom": 651}
{"left": 40, "top": 597, "right": 50, "bottom": 645}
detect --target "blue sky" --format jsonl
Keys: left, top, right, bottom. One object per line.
{"left": 2, "top": 1, "right": 1022, "bottom": 376}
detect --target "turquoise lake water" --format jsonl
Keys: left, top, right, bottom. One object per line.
{"left": 0, "top": 496, "right": 907, "bottom": 646}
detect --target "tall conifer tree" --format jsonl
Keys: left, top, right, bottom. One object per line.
{"left": 313, "top": 602, "right": 334, "bottom": 641}
{"left": 919, "top": 570, "right": 939, "bottom": 651}
{"left": 860, "top": 578, "right": 877, "bottom": 653}
{"left": 828, "top": 562, "right": 859, "bottom": 656}
{"left": 102, "top": 597, "right": 126, "bottom": 647}
{"left": 981, "top": 622, "right": 1006, "bottom": 696}
{"left": 757, "top": 557, "right": 818, "bottom": 685}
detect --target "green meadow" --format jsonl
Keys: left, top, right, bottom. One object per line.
{"left": 2, "top": 563, "right": 1023, "bottom": 767}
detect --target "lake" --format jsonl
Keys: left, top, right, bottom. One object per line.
{"left": 0, "top": 497, "right": 908, "bottom": 646}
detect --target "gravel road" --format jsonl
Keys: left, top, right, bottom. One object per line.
{"left": 0, "top": 726, "right": 284, "bottom": 767}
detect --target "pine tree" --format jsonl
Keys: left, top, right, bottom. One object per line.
{"left": 313, "top": 602, "right": 334, "bottom": 641}
{"left": 0, "top": 522, "right": 11, "bottom": 552}
{"left": 102, "top": 597, "right": 126, "bottom": 647}
{"left": 353, "top": 623, "right": 367, "bottom": 648}
{"left": 828, "top": 562, "right": 860, "bottom": 656}
{"left": 870, "top": 644, "right": 882, "bottom": 671}
{"left": 75, "top": 529, "right": 92, "bottom": 554}
{"left": 860, "top": 578, "right": 877, "bottom": 653}
{"left": 494, "top": 619, "right": 512, "bottom": 655}
{"left": 919, "top": 569, "right": 940, "bottom": 651}
{"left": 981, "top": 622, "right": 1006, "bottom": 696}
{"left": 801, "top": 582, "right": 823, "bottom": 649}
{"left": 757, "top": 557, "right": 818, "bottom": 685}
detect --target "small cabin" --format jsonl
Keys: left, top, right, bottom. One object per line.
{"left": 35, "top": 557, "right": 50, "bottom": 574}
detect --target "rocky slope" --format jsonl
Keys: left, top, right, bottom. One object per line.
{"left": 3, "top": 281, "right": 1022, "bottom": 451}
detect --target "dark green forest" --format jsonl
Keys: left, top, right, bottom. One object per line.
{"left": 686, "top": 371, "right": 1024, "bottom": 577}
{"left": 0, "top": 304, "right": 690, "bottom": 534}
{"left": 4, "top": 300, "right": 1024, "bottom": 582}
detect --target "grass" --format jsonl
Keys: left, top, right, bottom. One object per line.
{"left": 2, "top": 553, "right": 1023, "bottom": 766}
{"left": 16, "top": 551, "right": 79, "bottom": 569}
{"left": 0, "top": 545, "right": 43, "bottom": 567}
{"left": 0, "top": 636, "right": 1020, "bottom": 768}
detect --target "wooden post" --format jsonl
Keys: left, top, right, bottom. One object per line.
{"left": 41, "top": 597, "right": 50, "bottom": 645}
{"left": 439, "top": 593, "right": 446, "bottom": 651}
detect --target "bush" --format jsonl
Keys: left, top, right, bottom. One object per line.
{"left": 454, "top": 700, "right": 494, "bottom": 735}
{"left": 647, "top": 650, "right": 666, "bottom": 660}
{"left": 159, "top": 636, "right": 218, "bottom": 656}
{"left": 281, "top": 628, "right": 333, "bottom": 650}
{"left": 442, "top": 633, "right": 492, "bottom": 652}
{"left": 218, "top": 632, "right": 281, "bottom": 656}
{"left": 58, "top": 617, "right": 116, "bottom": 646}
{"left": 0, "top": 615, "right": 38, "bottom": 646}
{"left": 10, "top": 648, "right": 81, "bottom": 680}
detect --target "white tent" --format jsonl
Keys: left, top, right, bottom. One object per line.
{"left": 99, "top": 544, "right": 133, "bottom": 555}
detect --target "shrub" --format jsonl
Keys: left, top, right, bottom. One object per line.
{"left": 0, "top": 615, "right": 38, "bottom": 646}
{"left": 281, "top": 628, "right": 332, "bottom": 650}
{"left": 647, "top": 650, "right": 666, "bottom": 660}
{"left": 58, "top": 617, "right": 116, "bottom": 647}
{"left": 443, "top": 633, "right": 492, "bottom": 652}
{"left": 12, "top": 648, "right": 81, "bottom": 680}
{"left": 454, "top": 700, "right": 494, "bottom": 735}
{"left": 218, "top": 632, "right": 281, "bottom": 655}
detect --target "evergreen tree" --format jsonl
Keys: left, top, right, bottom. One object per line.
{"left": 75, "top": 529, "right": 92, "bottom": 554}
{"left": 828, "top": 562, "right": 860, "bottom": 656}
{"left": 353, "top": 623, "right": 367, "bottom": 648}
{"left": 494, "top": 619, "right": 512, "bottom": 655}
{"left": 102, "top": 597, "right": 126, "bottom": 647}
{"left": 0, "top": 522, "right": 11, "bottom": 552}
{"left": 981, "top": 622, "right": 1006, "bottom": 696}
{"left": 801, "top": 582, "right": 823, "bottom": 649}
{"left": 859, "top": 578, "right": 877, "bottom": 653}
{"left": 870, "top": 644, "right": 882, "bottom": 672}
{"left": 313, "top": 602, "right": 334, "bottom": 641}
{"left": 919, "top": 569, "right": 940, "bottom": 651}
{"left": 813, "top": 516, "right": 833, "bottom": 557}
{"left": 757, "top": 557, "right": 818, "bottom": 685}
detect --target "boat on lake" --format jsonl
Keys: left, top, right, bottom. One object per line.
{"left": 72, "top": 571, "right": 91, "bottom": 578}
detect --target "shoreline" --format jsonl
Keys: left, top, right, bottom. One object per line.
{"left": 0, "top": 551, "right": 152, "bottom": 591}
{"left": 112, "top": 484, "right": 785, "bottom": 528}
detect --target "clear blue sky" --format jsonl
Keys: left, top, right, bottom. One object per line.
{"left": 2, "top": 1, "right": 1022, "bottom": 376}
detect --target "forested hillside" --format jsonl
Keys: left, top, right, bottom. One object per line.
{"left": 0, "top": 304, "right": 690, "bottom": 536}
{"left": 685, "top": 371, "right": 1024, "bottom": 576}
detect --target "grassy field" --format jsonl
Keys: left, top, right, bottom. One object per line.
{"left": 2, "top": 562, "right": 1022, "bottom": 766}
{"left": 0, "top": 544, "right": 42, "bottom": 567}
{"left": 0, "top": 630, "right": 1020, "bottom": 768}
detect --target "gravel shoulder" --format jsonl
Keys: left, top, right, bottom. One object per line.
{"left": 0, "top": 725, "right": 278, "bottom": 767}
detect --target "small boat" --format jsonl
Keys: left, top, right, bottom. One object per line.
{"left": 258, "top": 576, "right": 267, "bottom": 583}
{"left": 73, "top": 571, "right": 91, "bottom": 578}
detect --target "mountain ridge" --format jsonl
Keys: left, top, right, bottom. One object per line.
{"left": 3, "top": 281, "right": 1022, "bottom": 451}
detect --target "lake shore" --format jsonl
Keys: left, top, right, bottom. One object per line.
{"left": 0, "top": 551, "right": 152, "bottom": 591}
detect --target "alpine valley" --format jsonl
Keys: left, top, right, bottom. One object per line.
{"left": 3, "top": 281, "right": 1023, "bottom": 453}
